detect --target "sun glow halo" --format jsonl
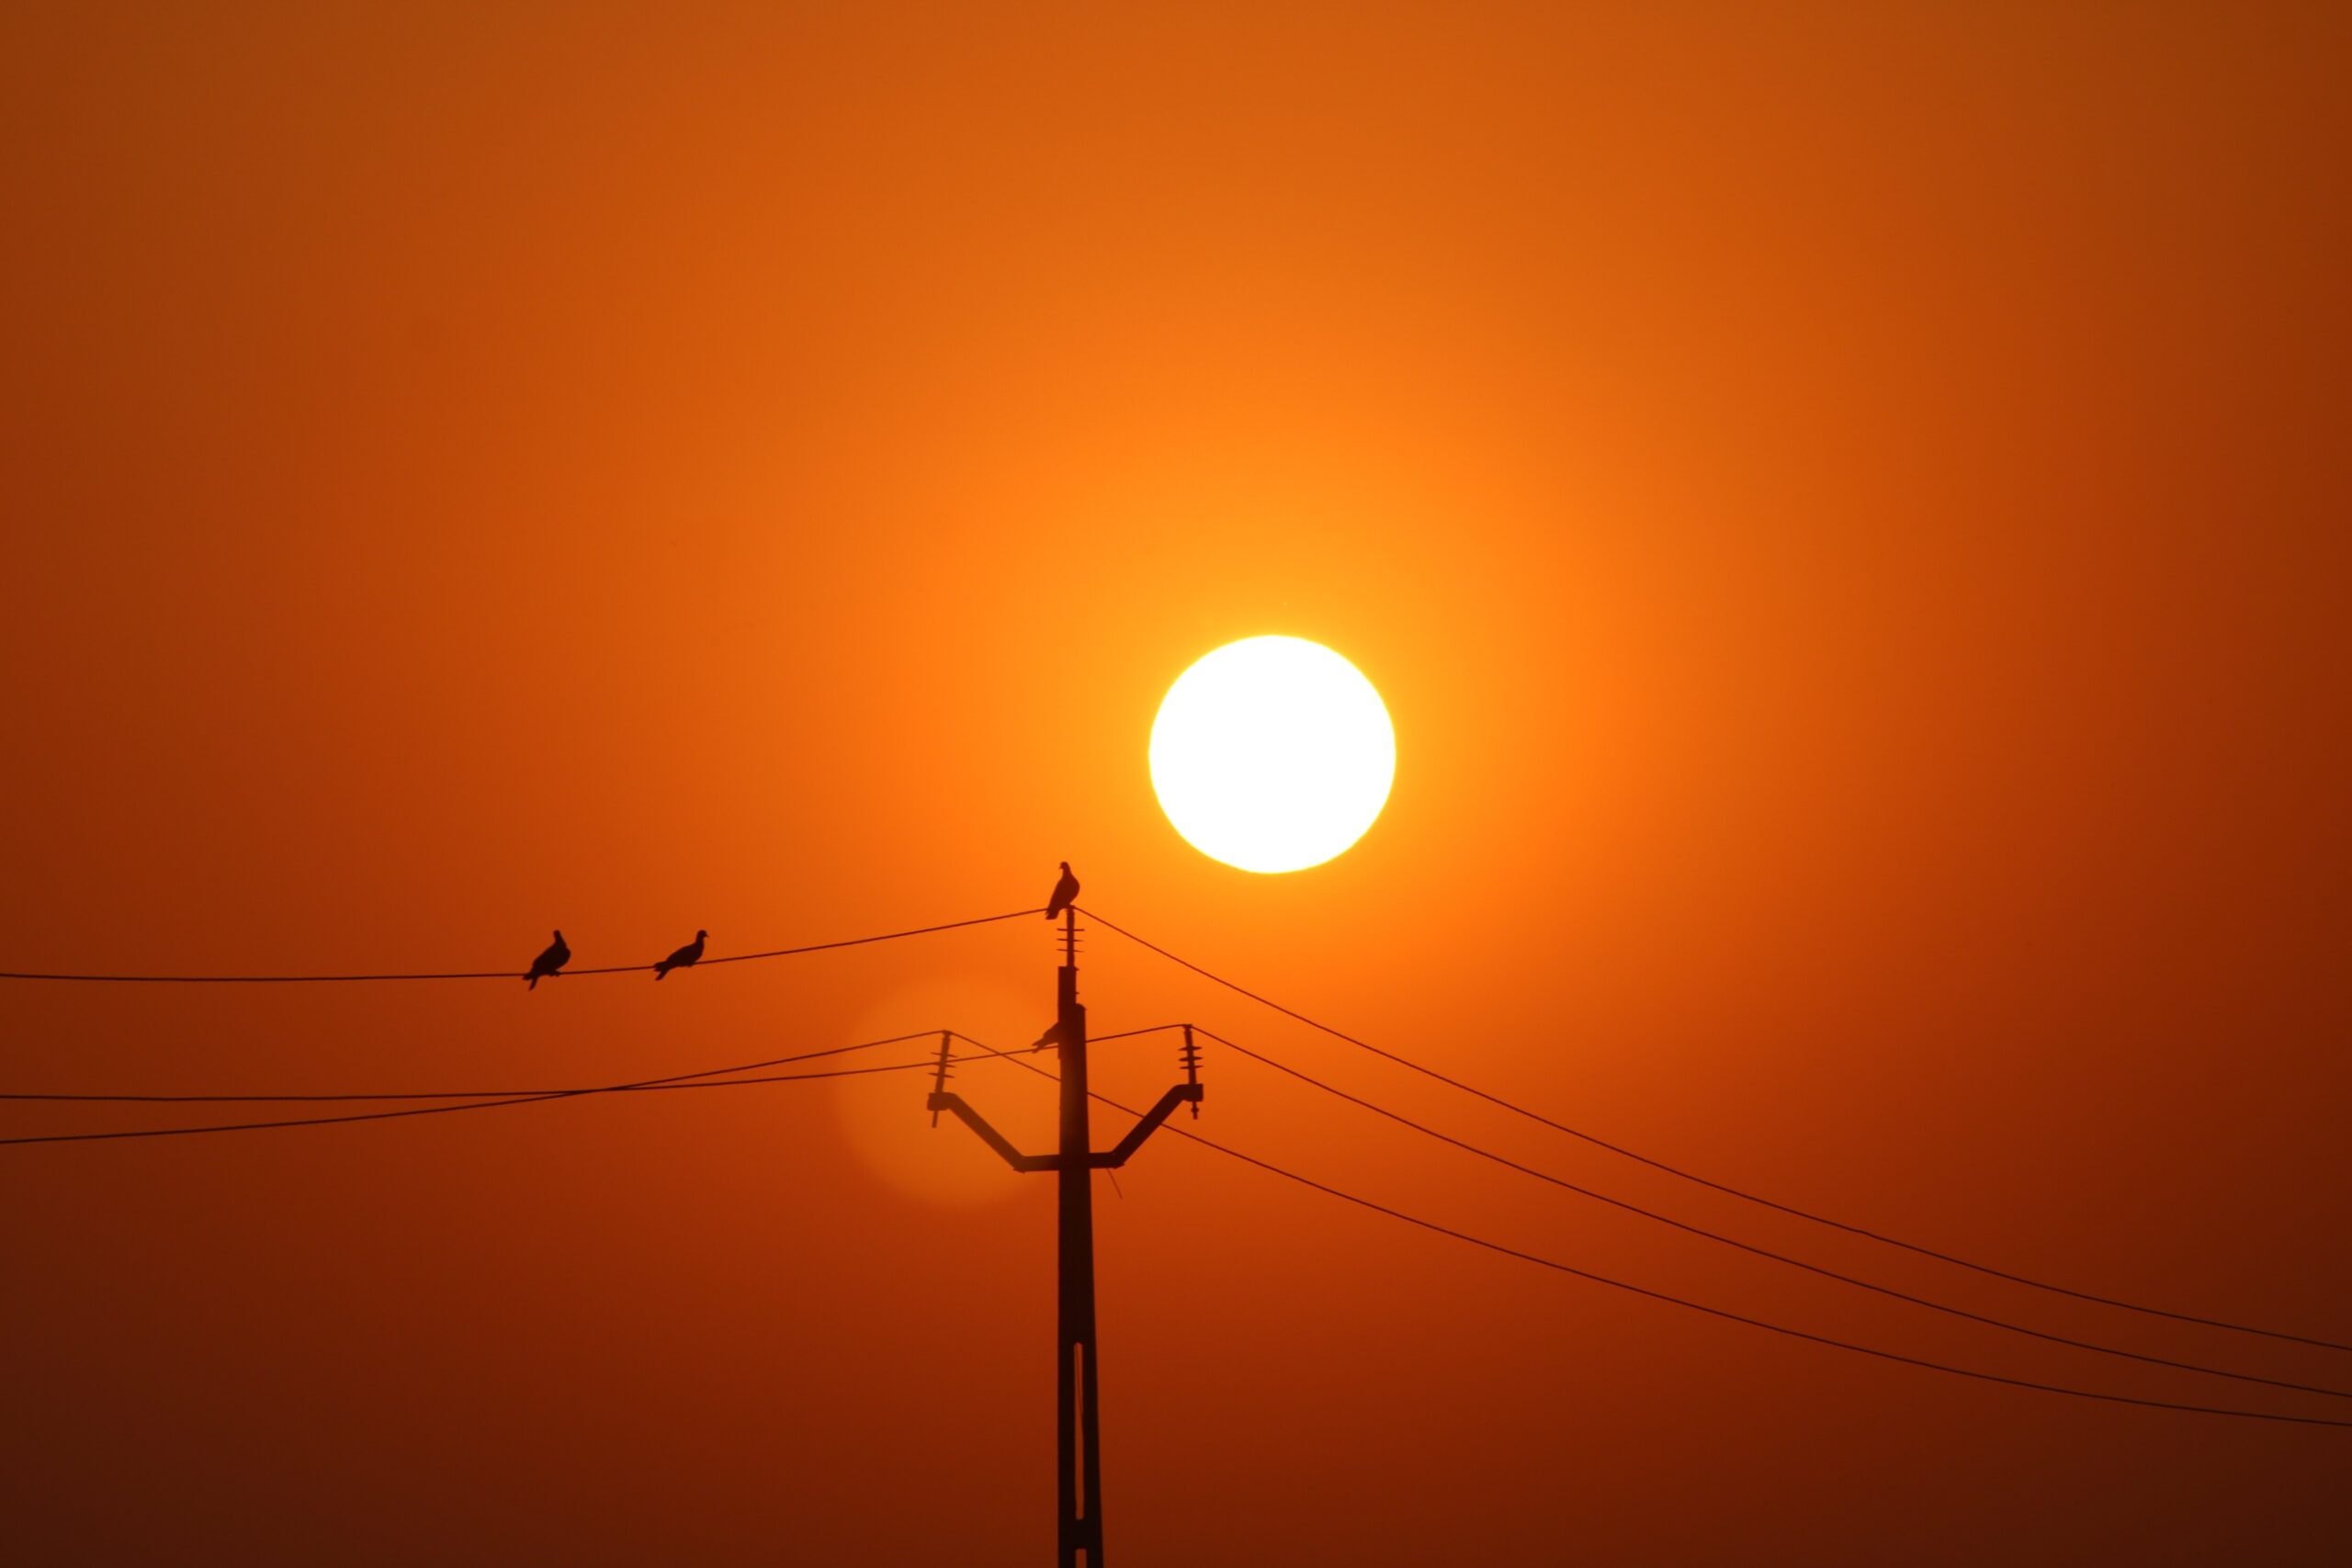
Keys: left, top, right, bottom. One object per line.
{"left": 1149, "top": 637, "right": 1396, "bottom": 874}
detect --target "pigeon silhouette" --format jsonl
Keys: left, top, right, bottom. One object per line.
{"left": 1046, "top": 862, "right": 1080, "bottom": 920}
{"left": 526, "top": 931, "right": 570, "bottom": 990}
{"left": 655, "top": 930, "right": 707, "bottom": 980}
{"left": 1032, "top": 1016, "right": 1072, "bottom": 1051}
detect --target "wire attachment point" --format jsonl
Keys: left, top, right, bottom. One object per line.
{"left": 1180, "top": 1024, "right": 1203, "bottom": 1118}
{"left": 929, "top": 1031, "right": 954, "bottom": 1127}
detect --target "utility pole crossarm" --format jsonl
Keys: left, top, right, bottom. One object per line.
{"left": 928, "top": 1083, "right": 1200, "bottom": 1172}
{"left": 926, "top": 1089, "right": 1056, "bottom": 1172}
{"left": 1090, "top": 1082, "right": 1204, "bottom": 1169}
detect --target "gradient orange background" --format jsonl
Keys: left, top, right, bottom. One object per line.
{"left": 4, "top": 3, "right": 2348, "bottom": 1562}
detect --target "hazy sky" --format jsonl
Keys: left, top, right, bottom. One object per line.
{"left": 3, "top": 4, "right": 2347, "bottom": 1562}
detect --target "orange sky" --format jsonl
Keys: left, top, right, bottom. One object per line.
{"left": 4, "top": 3, "right": 2348, "bottom": 1562}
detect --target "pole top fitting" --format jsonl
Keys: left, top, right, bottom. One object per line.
{"left": 929, "top": 1031, "right": 954, "bottom": 1127}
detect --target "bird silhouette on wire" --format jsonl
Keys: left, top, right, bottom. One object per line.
{"left": 525, "top": 931, "right": 570, "bottom": 989}
{"left": 1046, "top": 862, "right": 1079, "bottom": 919}
{"left": 654, "top": 930, "right": 707, "bottom": 980}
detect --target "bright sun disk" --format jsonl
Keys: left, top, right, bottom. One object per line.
{"left": 1149, "top": 636, "right": 1396, "bottom": 874}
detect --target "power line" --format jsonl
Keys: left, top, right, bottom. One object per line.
{"left": 0, "top": 1031, "right": 951, "bottom": 1103}
{"left": 1087, "top": 1023, "right": 1189, "bottom": 1044}
{"left": 948, "top": 1032, "right": 2352, "bottom": 1430}
{"left": 0, "top": 909, "right": 1042, "bottom": 984}
{"left": 0, "top": 1029, "right": 1148, "bottom": 1105}
{"left": 0, "top": 1037, "right": 1014, "bottom": 1147}
{"left": 1194, "top": 1025, "right": 2352, "bottom": 1404}
{"left": 0, "top": 1055, "right": 991, "bottom": 1145}
{"left": 1082, "top": 907, "right": 2352, "bottom": 1357}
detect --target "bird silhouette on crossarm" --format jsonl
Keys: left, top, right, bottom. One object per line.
{"left": 655, "top": 930, "right": 707, "bottom": 979}
{"left": 525, "top": 931, "right": 570, "bottom": 989}
{"left": 1046, "top": 862, "right": 1079, "bottom": 919}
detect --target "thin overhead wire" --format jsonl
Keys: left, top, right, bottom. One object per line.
{"left": 0, "top": 909, "right": 1042, "bottom": 984}
{"left": 1082, "top": 907, "right": 2352, "bottom": 1356}
{"left": 0, "top": 1037, "right": 1002, "bottom": 1147}
{"left": 1195, "top": 1025, "right": 2352, "bottom": 1404}
{"left": 1086, "top": 1023, "right": 1190, "bottom": 1044}
{"left": 0, "top": 1031, "right": 951, "bottom": 1104}
{"left": 949, "top": 1031, "right": 2352, "bottom": 1430}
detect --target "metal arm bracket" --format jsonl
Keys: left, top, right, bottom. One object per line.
{"left": 927, "top": 1091, "right": 1055, "bottom": 1172}
{"left": 1091, "top": 1083, "right": 1203, "bottom": 1168}
{"left": 929, "top": 1081, "right": 1204, "bottom": 1173}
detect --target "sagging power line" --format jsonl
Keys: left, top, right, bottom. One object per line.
{"left": 956, "top": 1032, "right": 2352, "bottom": 1431}
{"left": 1083, "top": 908, "right": 2352, "bottom": 1357}
{"left": 0, "top": 1035, "right": 1014, "bottom": 1146}
{"left": 0, "top": 908, "right": 1042, "bottom": 984}
{"left": 0, "top": 1032, "right": 956, "bottom": 1103}
{"left": 1193, "top": 1025, "right": 2352, "bottom": 1404}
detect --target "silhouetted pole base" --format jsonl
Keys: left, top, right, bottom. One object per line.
{"left": 1057, "top": 936, "right": 1102, "bottom": 1567}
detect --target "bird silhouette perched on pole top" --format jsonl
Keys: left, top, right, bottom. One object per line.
{"left": 525, "top": 931, "right": 569, "bottom": 989}
{"left": 654, "top": 930, "right": 706, "bottom": 980}
{"left": 1046, "top": 862, "right": 1080, "bottom": 920}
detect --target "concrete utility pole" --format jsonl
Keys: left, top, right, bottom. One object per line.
{"left": 928, "top": 907, "right": 1204, "bottom": 1568}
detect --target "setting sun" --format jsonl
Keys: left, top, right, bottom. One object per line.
{"left": 1149, "top": 636, "right": 1396, "bottom": 874}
